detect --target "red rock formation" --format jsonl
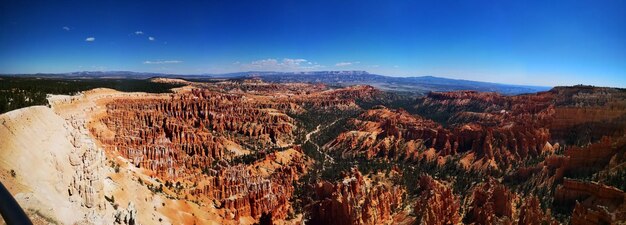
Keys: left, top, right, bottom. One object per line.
{"left": 504, "top": 154, "right": 568, "bottom": 201}
{"left": 413, "top": 175, "right": 461, "bottom": 225}
{"left": 85, "top": 81, "right": 626, "bottom": 224}
{"left": 88, "top": 81, "right": 386, "bottom": 223}
{"left": 564, "top": 136, "right": 625, "bottom": 174}
{"left": 307, "top": 168, "right": 405, "bottom": 225}
{"left": 193, "top": 152, "right": 307, "bottom": 221}
{"left": 94, "top": 87, "right": 318, "bottom": 178}
{"left": 292, "top": 85, "right": 380, "bottom": 111}
{"left": 325, "top": 107, "right": 446, "bottom": 162}
{"left": 416, "top": 90, "right": 556, "bottom": 162}
{"left": 326, "top": 103, "right": 554, "bottom": 170}
{"left": 517, "top": 196, "right": 557, "bottom": 225}
{"left": 327, "top": 86, "right": 626, "bottom": 176}
{"left": 554, "top": 179, "right": 626, "bottom": 224}
{"left": 548, "top": 86, "right": 626, "bottom": 143}
{"left": 465, "top": 179, "right": 518, "bottom": 225}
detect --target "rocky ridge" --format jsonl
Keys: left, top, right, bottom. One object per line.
{"left": 1, "top": 80, "right": 625, "bottom": 224}
{"left": 306, "top": 168, "right": 406, "bottom": 225}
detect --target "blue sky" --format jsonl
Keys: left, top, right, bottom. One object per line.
{"left": 1, "top": 0, "right": 625, "bottom": 87}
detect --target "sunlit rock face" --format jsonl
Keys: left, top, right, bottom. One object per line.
{"left": 413, "top": 175, "right": 461, "bottom": 225}
{"left": 327, "top": 86, "right": 626, "bottom": 171}
{"left": 319, "top": 85, "right": 626, "bottom": 224}
{"left": 3, "top": 78, "right": 626, "bottom": 225}
{"left": 86, "top": 80, "right": 381, "bottom": 223}
{"left": 306, "top": 168, "right": 405, "bottom": 225}
{"left": 326, "top": 91, "right": 557, "bottom": 171}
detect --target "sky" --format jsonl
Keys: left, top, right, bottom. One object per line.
{"left": 0, "top": 0, "right": 625, "bottom": 87}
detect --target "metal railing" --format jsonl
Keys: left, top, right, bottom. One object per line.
{"left": 0, "top": 181, "right": 32, "bottom": 225}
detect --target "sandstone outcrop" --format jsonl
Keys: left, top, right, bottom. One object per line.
{"left": 325, "top": 107, "right": 445, "bottom": 161}
{"left": 114, "top": 202, "right": 138, "bottom": 225}
{"left": 465, "top": 179, "right": 518, "bottom": 224}
{"left": 415, "top": 91, "right": 556, "bottom": 162}
{"left": 564, "top": 136, "right": 625, "bottom": 175}
{"left": 4, "top": 80, "right": 626, "bottom": 224}
{"left": 326, "top": 104, "right": 554, "bottom": 171}
{"left": 327, "top": 86, "right": 626, "bottom": 177}
{"left": 555, "top": 179, "right": 626, "bottom": 224}
{"left": 67, "top": 115, "right": 106, "bottom": 209}
{"left": 413, "top": 175, "right": 461, "bottom": 225}
{"left": 0, "top": 106, "right": 93, "bottom": 224}
{"left": 190, "top": 148, "right": 308, "bottom": 221}
{"left": 307, "top": 168, "right": 405, "bottom": 225}
{"left": 517, "top": 196, "right": 557, "bottom": 225}
{"left": 86, "top": 80, "right": 383, "bottom": 223}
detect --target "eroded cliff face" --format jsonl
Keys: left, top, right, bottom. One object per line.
{"left": 306, "top": 168, "right": 405, "bottom": 225}
{"left": 464, "top": 179, "right": 519, "bottom": 224}
{"left": 1, "top": 79, "right": 383, "bottom": 225}
{"left": 2, "top": 80, "right": 626, "bottom": 225}
{"left": 326, "top": 100, "right": 555, "bottom": 171}
{"left": 517, "top": 196, "right": 558, "bottom": 225}
{"left": 0, "top": 106, "right": 95, "bottom": 224}
{"left": 413, "top": 175, "right": 461, "bottom": 225}
{"left": 413, "top": 90, "right": 558, "bottom": 166}
{"left": 190, "top": 148, "right": 308, "bottom": 221}
{"left": 554, "top": 179, "right": 626, "bottom": 225}
{"left": 84, "top": 80, "right": 382, "bottom": 224}
{"left": 463, "top": 179, "right": 558, "bottom": 225}
{"left": 0, "top": 91, "right": 148, "bottom": 225}
{"left": 327, "top": 86, "right": 626, "bottom": 172}
{"left": 322, "top": 86, "right": 626, "bottom": 224}
{"left": 96, "top": 91, "right": 298, "bottom": 179}
{"left": 325, "top": 107, "right": 446, "bottom": 162}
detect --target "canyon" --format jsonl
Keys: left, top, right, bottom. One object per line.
{"left": 0, "top": 78, "right": 625, "bottom": 224}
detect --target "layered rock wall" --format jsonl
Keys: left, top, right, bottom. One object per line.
{"left": 307, "top": 169, "right": 405, "bottom": 225}
{"left": 555, "top": 179, "right": 626, "bottom": 225}
{"left": 413, "top": 175, "right": 461, "bottom": 225}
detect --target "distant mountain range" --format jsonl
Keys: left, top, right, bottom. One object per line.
{"left": 3, "top": 70, "right": 551, "bottom": 95}
{"left": 238, "top": 71, "right": 551, "bottom": 95}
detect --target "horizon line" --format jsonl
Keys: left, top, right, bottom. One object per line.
{"left": 0, "top": 70, "right": 560, "bottom": 88}
{"left": 3, "top": 70, "right": 624, "bottom": 89}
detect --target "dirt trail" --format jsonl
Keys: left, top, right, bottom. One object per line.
{"left": 304, "top": 119, "right": 340, "bottom": 163}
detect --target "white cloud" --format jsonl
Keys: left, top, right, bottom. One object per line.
{"left": 143, "top": 60, "right": 182, "bottom": 64}
{"left": 85, "top": 37, "right": 95, "bottom": 42}
{"left": 250, "top": 58, "right": 278, "bottom": 67}
{"left": 135, "top": 31, "right": 144, "bottom": 35}
{"left": 335, "top": 61, "right": 360, "bottom": 67}
{"left": 244, "top": 58, "right": 323, "bottom": 71}
{"left": 148, "top": 36, "right": 155, "bottom": 41}
{"left": 62, "top": 26, "right": 70, "bottom": 31}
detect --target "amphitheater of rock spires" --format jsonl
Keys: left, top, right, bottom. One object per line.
{"left": 1, "top": 78, "right": 625, "bottom": 225}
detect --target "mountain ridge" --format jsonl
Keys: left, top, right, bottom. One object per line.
{"left": 1, "top": 70, "right": 551, "bottom": 95}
